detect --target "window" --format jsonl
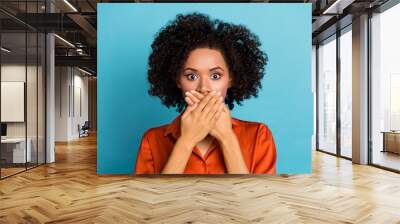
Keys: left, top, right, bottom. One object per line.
{"left": 339, "top": 27, "right": 352, "bottom": 158}
{"left": 317, "top": 35, "right": 337, "bottom": 155}
{"left": 371, "top": 2, "right": 400, "bottom": 171}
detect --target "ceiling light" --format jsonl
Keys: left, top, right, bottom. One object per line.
{"left": 323, "top": 0, "right": 341, "bottom": 14}
{"left": 1, "top": 47, "right": 11, "bottom": 53}
{"left": 322, "top": 0, "right": 354, "bottom": 15}
{"left": 78, "top": 67, "right": 93, "bottom": 76}
{"left": 54, "top": 34, "right": 75, "bottom": 48}
{"left": 63, "top": 0, "right": 78, "bottom": 12}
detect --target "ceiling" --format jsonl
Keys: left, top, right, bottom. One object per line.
{"left": 0, "top": 0, "right": 392, "bottom": 75}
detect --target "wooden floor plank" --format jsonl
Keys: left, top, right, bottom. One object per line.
{"left": 1, "top": 134, "right": 400, "bottom": 223}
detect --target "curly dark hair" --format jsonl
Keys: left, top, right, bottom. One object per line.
{"left": 147, "top": 12, "right": 268, "bottom": 112}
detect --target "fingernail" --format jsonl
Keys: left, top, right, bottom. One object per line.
{"left": 211, "top": 90, "right": 216, "bottom": 94}
{"left": 217, "top": 91, "right": 221, "bottom": 95}
{"left": 185, "top": 91, "right": 189, "bottom": 95}
{"left": 190, "top": 90, "right": 195, "bottom": 93}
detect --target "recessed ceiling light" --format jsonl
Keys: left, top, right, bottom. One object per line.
{"left": 78, "top": 67, "right": 93, "bottom": 76}
{"left": 322, "top": 0, "right": 354, "bottom": 15}
{"left": 54, "top": 34, "right": 75, "bottom": 48}
{"left": 63, "top": 0, "right": 78, "bottom": 12}
{"left": 1, "top": 47, "right": 11, "bottom": 53}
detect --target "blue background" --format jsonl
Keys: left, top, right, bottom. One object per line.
{"left": 97, "top": 3, "right": 312, "bottom": 174}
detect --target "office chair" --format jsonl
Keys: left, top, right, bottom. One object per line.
{"left": 78, "top": 121, "right": 90, "bottom": 138}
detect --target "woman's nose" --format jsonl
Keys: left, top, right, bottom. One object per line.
{"left": 197, "top": 78, "right": 211, "bottom": 94}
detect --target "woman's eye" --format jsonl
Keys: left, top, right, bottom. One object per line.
{"left": 211, "top": 73, "right": 221, "bottom": 80}
{"left": 185, "top": 73, "right": 198, "bottom": 81}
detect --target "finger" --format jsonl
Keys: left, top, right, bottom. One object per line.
{"left": 190, "top": 90, "right": 205, "bottom": 100}
{"left": 186, "top": 92, "right": 200, "bottom": 104}
{"left": 204, "top": 94, "right": 223, "bottom": 120}
{"left": 211, "top": 104, "right": 223, "bottom": 124}
{"left": 215, "top": 101, "right": 225, "bottom": 117}
{"left": 194, "top": 90, "right": 217, "bottom": 114}
{"left": 185, "top": 96, "right": 195, "bottom": 106}
{"left": 200, "top": 95, "right": 219, "bottom": 121}
{"left": 202, "top": 92, "right": 221, "bottom": 114}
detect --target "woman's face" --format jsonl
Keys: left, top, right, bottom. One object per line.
{"left": 177, "top": 48, "right": 232, "bottom": 99}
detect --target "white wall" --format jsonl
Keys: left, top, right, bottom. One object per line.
{"left": 55, "top": 67, "right": 89, "bottom": 141}
{"left": 1, "top": 82, "right": 25, "bottom": 122}
{"left": 1, "top": 65, "right": 41, "bottom": 138}
{"left": 72, "top": 72, "right": 89, "bottom": 138}
{"left": 55, "top": 66, "right": 70, "bottom": 141}
{"left": 1, "top": 65, "right": 26, "bottom": 134}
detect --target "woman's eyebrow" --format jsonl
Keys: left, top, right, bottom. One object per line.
{"left": 184, "top": 67, "right": 197, "bottom": 71}
{"left": 210, "top": 66, "right": 224, "bottom": 71}
{"left": 184, "top": 67, "right": 224, "bottom": 71}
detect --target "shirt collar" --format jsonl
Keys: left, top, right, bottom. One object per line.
{"left": 163, "top": 112, "right": 240, "bottom": 139}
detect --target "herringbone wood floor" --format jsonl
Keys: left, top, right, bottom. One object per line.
{"left": 1, "top": 134, "right": 400, "bottom": 224}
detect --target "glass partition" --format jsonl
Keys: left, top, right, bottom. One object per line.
{"left": 0, "top": 1, "right": 46, "bottom": 179}
{"left": 1, "top": 30, "right": 28, "bottom": 177}
{"left": 317, "top": 35, "right": 337, "bottom": 155}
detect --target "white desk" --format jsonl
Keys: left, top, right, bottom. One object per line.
{"left": 1, "top": 138, "right": 32, "bottom": 163}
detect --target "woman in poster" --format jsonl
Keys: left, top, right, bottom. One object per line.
{"left": 135, "top": 12, "right": 276, "bottom": 174}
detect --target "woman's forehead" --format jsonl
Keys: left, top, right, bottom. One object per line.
{"left": 184, "top": 48, "right": 228, "bottom": 70}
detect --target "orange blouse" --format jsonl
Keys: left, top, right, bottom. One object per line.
{"left": 135, "top": 113, "right": 277, "bottom": 174}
